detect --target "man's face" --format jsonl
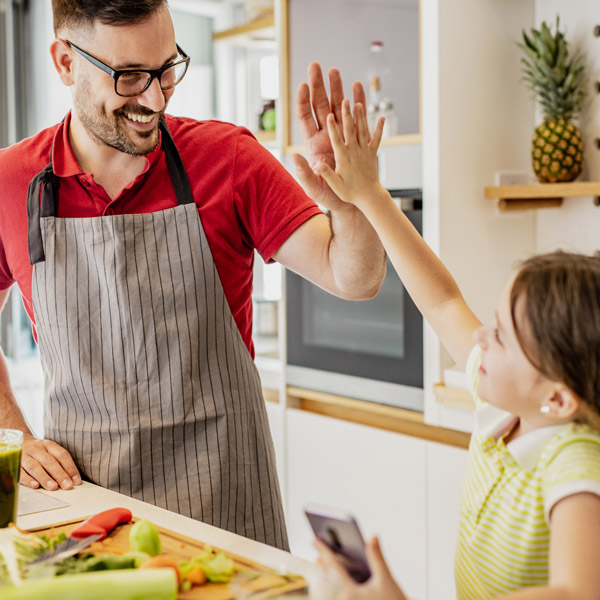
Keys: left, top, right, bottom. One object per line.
{"left": 69, "top": 5, "right": 177, "bottom": 156}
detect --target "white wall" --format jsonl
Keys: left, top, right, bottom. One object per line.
{"left": 422, "top": 0, "right": 536, "bottom": 425}
{"left": 534, "top": 0, "right": 600, "bottom": 253}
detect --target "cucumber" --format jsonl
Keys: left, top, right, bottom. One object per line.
{"left": 0, "top": 568, "right": 177, "bottom": 600}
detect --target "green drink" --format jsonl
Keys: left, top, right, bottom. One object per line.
{"left": 0, "top": 430, "right": 23, "bottom": 528}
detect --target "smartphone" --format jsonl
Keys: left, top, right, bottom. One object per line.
{"left": 304, "top": 503, "right": 371, "bottom": 583}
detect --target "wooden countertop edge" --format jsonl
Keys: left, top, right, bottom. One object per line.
{"left": 286, "top": 386, "right": 471, "bottom": 449}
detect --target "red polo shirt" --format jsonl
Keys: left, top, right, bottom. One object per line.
{"left": 0, "top": 112, "right": 322, "bottom": 356}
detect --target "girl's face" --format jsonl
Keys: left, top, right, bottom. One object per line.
{"left": 473, "top": 276, "right": 555, "bottom": 424}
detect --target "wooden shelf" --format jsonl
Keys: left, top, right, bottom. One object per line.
{"left": 254, "top": 129, "right": 277, "bottom": 144}
{"left": 213, "top": 16, "right": 276, "bottom": 48}
{"left": 485, "top": 181, "right": 600, "bottom": 211}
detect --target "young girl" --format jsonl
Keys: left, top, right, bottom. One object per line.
{"left": 297, "top": 98, "right": 600, "bottom": 599}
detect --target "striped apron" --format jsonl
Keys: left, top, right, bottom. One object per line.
{"left": 25, "top": 120, "right": 288, "bottom": 550}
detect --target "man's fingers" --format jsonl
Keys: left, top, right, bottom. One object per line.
{"left": 352, "top": 81, "right": 371, "bottom": 140}
{"left": 44, "top": 440, "right": 81, "bottom": 485}
{"left": 328, "top": 67, "right": 345, "bottom": 125}
{"left": 21, "top": 439, "right": 79, "bottom": 490}
{"left": 307, "top": 62, "right": 332, "bottom": 130}
{"left": 296, "top": 82, "right": 318, "bottom": 139}
{"left": 19, "top": 470, "right": 40, "bottom": 489}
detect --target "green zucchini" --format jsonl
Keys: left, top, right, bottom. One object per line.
{"left": 0, "top": 568, "right": 177, "bottom": 600}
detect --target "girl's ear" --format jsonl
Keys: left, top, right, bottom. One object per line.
{"left": 541, "top": 385, "right": 581, "bottom": 420}
{"left": 49, "top": 39, "right": 76, "bottom": 86}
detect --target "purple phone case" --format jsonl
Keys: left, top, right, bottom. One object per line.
{"left": 305, "top": 505, "right": 372, "bottom": 583}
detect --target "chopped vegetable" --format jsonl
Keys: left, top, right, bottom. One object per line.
{"left": 185, "top": 565, "right": 207, "bottom": 585}
{"left": 0, "top": 568, "right": 178, "bottom": 599}
{"left": 139, "top": 555, "right": 180, "bottom": 584}
{"left": 179, "top": 546, "right": 234, "bottom": 584}
{"left": 129, "top": 520, "right": 162, "bottom": 557}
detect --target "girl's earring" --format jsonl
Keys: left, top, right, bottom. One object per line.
{"left": 540, "top": 405, "right": 551, "bottom": 415}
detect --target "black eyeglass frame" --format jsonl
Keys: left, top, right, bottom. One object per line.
{"left": 64, "top": 40, "right": 190, "bottom": 97}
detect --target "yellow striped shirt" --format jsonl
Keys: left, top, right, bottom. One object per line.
{"left": 454, "top": 345, "right": 600, "bottom": 599}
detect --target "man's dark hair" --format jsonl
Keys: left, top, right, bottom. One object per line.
{"left": 52, "top": 0, "right": 167, "bottom": 35}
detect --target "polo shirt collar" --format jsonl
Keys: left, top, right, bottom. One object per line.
{"left": 476, "top": 403, "right": 563, "bottom": 471}
{"left": 51, "top": 111, "right": 163, "bottom": 178}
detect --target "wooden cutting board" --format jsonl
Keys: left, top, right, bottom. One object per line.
{"left": 28, "top": 517, "right": 307, "bottom": 599}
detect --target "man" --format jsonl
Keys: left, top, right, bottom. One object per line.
{"left": 0, "top": 0, "right": 385, "bottom": 550}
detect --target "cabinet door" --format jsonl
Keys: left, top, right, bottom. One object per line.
{"left": 426, "top": 441, "right": 468, "bottom": 600}
{"left": 285, "top": 408, "right": 427, "bottom": 600}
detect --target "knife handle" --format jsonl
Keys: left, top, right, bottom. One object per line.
{"left": 70, "top": 507, "right": 133, "bottom": 540}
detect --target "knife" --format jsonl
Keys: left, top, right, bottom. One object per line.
{"left": 27, "top": 507, "right": 133, "bottom": 567}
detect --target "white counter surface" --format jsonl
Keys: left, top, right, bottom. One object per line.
{"left": 16, "top": 482, "right": 317, "bottom": 584}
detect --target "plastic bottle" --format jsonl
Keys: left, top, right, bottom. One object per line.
{"left": 379, "top": 98, "right": 398, "bottom": 138}
{"left": 367, "top": 41, "right": 391, "bottom": 132}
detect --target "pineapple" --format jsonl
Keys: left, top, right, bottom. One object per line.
{"left": 519, "top": 18, "right": 586, "bottom": 183}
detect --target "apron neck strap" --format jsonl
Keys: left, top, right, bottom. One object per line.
{"left": 27, "top": 162, "right": 58, "bottom": 265}
{"left": 160, "top": 118, "right": 195, "bottom": 206}
{"left": 27, "top": 118, "right": 194, "bottom": 265}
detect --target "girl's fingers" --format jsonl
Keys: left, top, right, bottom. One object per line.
{"left": 326, "top": 113, "right": 346, "bottom": 155}
{"left": 314, "top": 538, "right": 354, "bottom": 585}
{"left": 369, "top": 116, "right": 385, "bottom": 153}
{"left": 316, "top": 162, "right": 346, "bottom": 200}
{"left": 365, "top": 536, "right": 395, "bottom": 583}
{"left": 341, "top": 99, "right": 357, "bottom": 148}
{"left": 354, "top": 103, "right": 368, "bottom": 148}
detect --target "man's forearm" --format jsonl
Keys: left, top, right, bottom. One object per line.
{"left": 0, "top": 348, "right": 34, "bottom": 437}
{"left": 328, "top": 205, "right": 386, "bottom": 299}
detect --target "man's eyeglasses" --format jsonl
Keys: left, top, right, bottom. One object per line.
{"left": 65, "top": 40, "right": 190, "bottom": 98}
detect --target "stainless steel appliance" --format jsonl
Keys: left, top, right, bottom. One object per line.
{"left": 286, "top": 190, "right": 423, "bottom": 411}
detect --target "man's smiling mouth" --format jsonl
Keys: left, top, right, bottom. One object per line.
{"left": 124, "top": 112, "right": 155, "bottom": 124}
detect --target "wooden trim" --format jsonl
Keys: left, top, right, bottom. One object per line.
{"left": 279, "top": 0, "right": 290, "bottom": 150}
{"left": 433, "top": 383, "right": 475, "bottom": 411}
{"left": 287, "top": 387, "right": 471, "bottom": 449}
{"left": 263, "top": 387, "right": 280, "bottom": 404}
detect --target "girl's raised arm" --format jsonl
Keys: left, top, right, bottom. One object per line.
{"left": 317, "top": 99, "right": 480, "bottom": 369}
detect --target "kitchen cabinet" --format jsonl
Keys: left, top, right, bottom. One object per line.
{"left": 285, "top": 408, "right": 428, "bottom": 600}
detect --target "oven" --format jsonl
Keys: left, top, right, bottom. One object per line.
{"left": 285, "top": 189, "right": 423, "bottom": 411}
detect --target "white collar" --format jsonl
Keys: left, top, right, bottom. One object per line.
{"left": 476, "top": 404, "right": 564, "bottom": 471}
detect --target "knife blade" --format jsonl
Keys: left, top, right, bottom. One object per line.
{"left": 26, "top": 507, "right": 133, "bottom": 567}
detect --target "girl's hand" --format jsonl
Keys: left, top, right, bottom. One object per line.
{"left": 316, "top": 99, "right": 386, "bottom": 210}
{"left": 314, "top": 536, "right": 408, "bottom": 600}
{"left": 293, "top": 63, "right": 370, "bottom": 213}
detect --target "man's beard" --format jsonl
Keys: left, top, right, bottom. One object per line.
{"left": 74, "top": 79, "right": 166, "bottom": 156}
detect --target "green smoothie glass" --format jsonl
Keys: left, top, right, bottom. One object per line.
{"left": 0, "top": 430, "right": 23, "bottom": 528}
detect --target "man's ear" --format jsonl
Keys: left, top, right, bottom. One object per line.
{"left": 543, "top": 385, "right": 581, "bottom": 420}
{"left": 49, "top": 38, "right": 75, "bottom": 86}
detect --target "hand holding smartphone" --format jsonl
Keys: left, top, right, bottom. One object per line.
{"left": 304, "top": 503, "right": 372, "bottom": 583}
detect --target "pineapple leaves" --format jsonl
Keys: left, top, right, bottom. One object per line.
{"left": 517, "top": 15, "right": 586, "bottom": 121}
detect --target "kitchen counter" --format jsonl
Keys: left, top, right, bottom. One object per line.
{"left": 17, "top": 482, "right": 318, "bottom": 585}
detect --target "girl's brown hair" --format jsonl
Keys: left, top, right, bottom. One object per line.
{"left": 510, "top": 251, "right": 600, "bottom": 419}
